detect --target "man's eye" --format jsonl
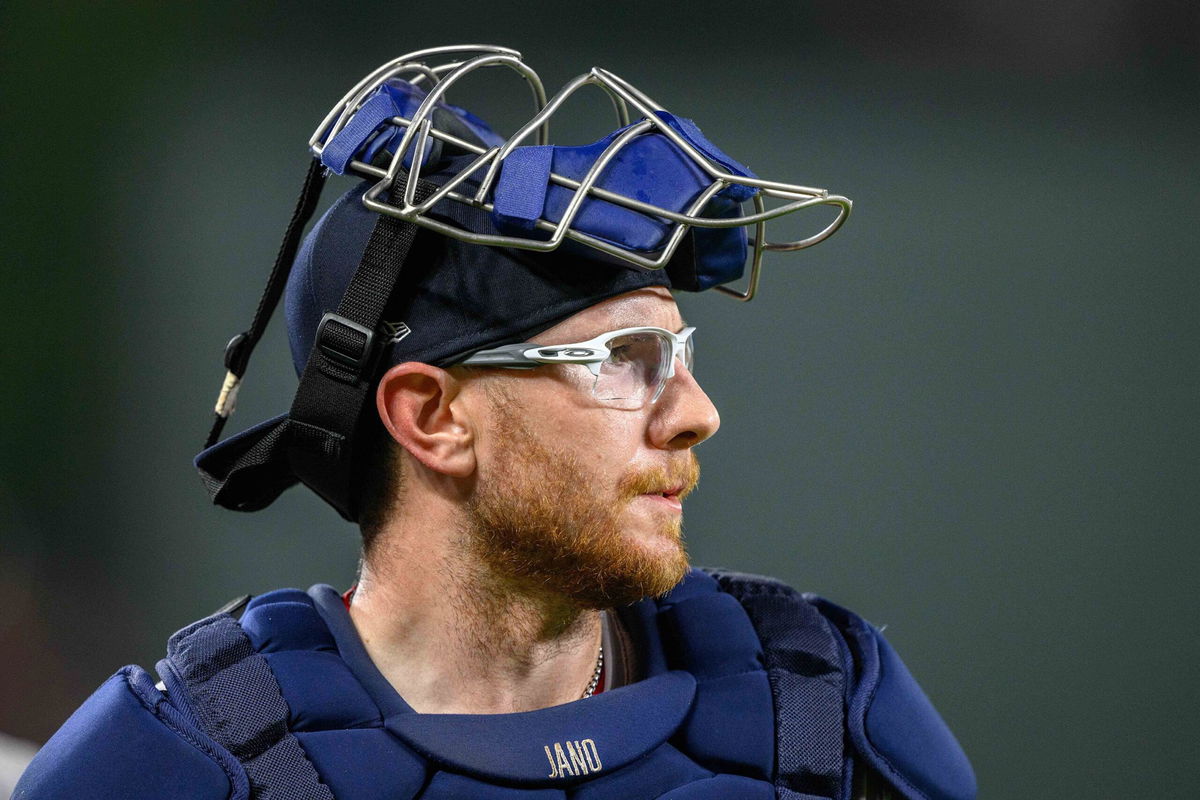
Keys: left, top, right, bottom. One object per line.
{"left": 608, "top": 345, "right": 635, "bottom": 362}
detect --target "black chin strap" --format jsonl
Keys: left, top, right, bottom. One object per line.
{"left": 205, "top": 158, "right": 329, "bottom": 450}
{"left": 198, "top": 167, "right": 434, "bottom": 521}
{"left": 283, "top": 175, "right": 434, "bottom": 519}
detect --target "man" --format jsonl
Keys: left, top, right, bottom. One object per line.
{"left": 15, "top": 46, "right": 974, "bottom": 800}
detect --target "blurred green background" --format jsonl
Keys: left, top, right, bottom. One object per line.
{"left": 1, "top": 1, "right": 1197, "bottom": 796}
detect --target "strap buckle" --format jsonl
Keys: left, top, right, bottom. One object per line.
{"left": 315, "top": 313, "right": 377, "bottom": 378}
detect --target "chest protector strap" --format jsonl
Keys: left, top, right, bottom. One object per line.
{"left": 157, "top": 611, "right": 335, "bottom": 800}
{"left": 703, "top": 569, "right": 848, "bottom": 800}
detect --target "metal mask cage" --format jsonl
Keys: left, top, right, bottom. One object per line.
{"left": 309, "top": 45, "right": 852, "bottom": 301}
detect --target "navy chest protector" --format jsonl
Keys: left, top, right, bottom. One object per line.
{"left": 16, "top": 571, "right": 974, "bottom": 800}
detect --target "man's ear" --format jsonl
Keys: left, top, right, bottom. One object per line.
{"left": 376, "top": 362, "right": 476, "bottom": 478}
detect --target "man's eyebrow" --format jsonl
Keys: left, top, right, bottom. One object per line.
{"left": 582, "top": 320, "right": 689, "bottom": 338}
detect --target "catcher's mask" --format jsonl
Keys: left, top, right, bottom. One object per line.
{"left": 196, "top": 44, "right": 852, "bottom": 521}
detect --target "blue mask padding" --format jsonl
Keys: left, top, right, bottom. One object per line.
{"left": 490, "top": 144, "right": 555, "bottom": 232}
{"left": 264, "top": 651, "right": 381, "bottom": 731}
{"left": 241, "top": 597, "right": 338, "bottom": 653}
{"left": 684, "top": 195, "right": 750, "bottom": 291}
{"left": 655, "top": 112, "right": 757, "bottom": 203}
{"left": 294, "top": 729, "right": 427, "bottom": 800}
{"left": 320, "top": 81, "right": 505, "bottom": 175}
{"left": 320, "top": 90, "right": 415, "bottom": 175}
{"left": 570, "top": 744, "right": 712, "bottom": 800}
{"left": 491, "top": 113, "right": 755, "bottom": 289}
{"left": 493, "top": 124, "right": 708, "bottom": 251}
{"left": 12, "top": 669, "right": 236, "bottom": 799}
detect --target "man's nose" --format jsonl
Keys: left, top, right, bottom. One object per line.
{"left": 650, "top": 360, "right": 721, "bottom": 449}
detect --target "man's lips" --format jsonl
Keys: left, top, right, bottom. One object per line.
{"left": 638, "top": 488, "right": 684, "bottom": 512}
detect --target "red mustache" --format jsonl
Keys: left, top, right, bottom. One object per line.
{"left": 617, "top": 455, "right": 700, "bottom": 502}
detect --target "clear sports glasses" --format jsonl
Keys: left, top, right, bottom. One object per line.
{"left": 457, "top": 326, "right": 696, "bottom": 408}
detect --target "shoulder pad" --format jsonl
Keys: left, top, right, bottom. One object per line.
{"left": 809, "top": 596, "right": 977, "bottom": 800}
{"left": 13, "top": 665, "right": 241, "bottom": 800}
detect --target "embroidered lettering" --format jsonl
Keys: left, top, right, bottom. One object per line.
{"left": 582, "top": 738, "right": 602, "bottom": 772}
{"left": 543, "top": 739, "right": 603, "bottom": 778}
{"left": 567, "top": 740, "right": 588, "bottom": 775}
{"left": 554, "top": 742, "right": 572, "bottom": 776}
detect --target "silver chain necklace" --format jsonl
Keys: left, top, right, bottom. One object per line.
{"left": 582, "top": 643, "right": 604, "bottom": 699}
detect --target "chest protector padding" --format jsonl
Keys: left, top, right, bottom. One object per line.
{"left": 158, "top": 605, "right": 337, "bottom": 800}
{"left": 701, "top": 570, "right": 847, "bottom": 800}
{"left": 154, "top": 571, "right": 972, "bottom": 800}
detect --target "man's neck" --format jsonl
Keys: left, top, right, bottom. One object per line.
{"left": 347, "top": 514, "right": 603, "bottom": 715}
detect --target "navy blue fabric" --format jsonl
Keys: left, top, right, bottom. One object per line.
{"left": 676, "top": 670, "right": 774, "bottom": 779}
{"left": 193, "top": 412, "right": 295, "bottom": 511}
{"left": 281, "top": 179, "right": 674, "bottom": 378}
{"left": 421, "top": 771, "right": 566, "bottom": 800}
{"left": 612, "top": 595, "right": 669, "bottom": 677}
{"left": 658, "top": 592, "right": 764, "bottom": 680}
{"left": 264, "top": 651, "right": 380, "bottom": 730}
{"left": 570, "top": 744, "right": 712, "bottom": 800}
{"left": 705, "top": 570, "right": 846, "bottom": 800}
{"left": 488, "top": 111, "right": 755, "bottom": 291}
{"left": 658, "top": 567, "right": 722, "bottom": 603}
{"left": 308, "top": 584, "right": 415, "bottom": 718}
{"left": 653, "top": 578, "right": 774, "bottom": 781}
{"left": 386, "top": 672, "right": 696, "bottom": 786}
{"left": 684, "top": 195, "right": 752, "bottom": 291}
{"left": 13, "top": 668, "right": 235, "bottom": 800}
{"left": 241, "top": 596, "right": 338, "bottom": 654}
{"left": 18, "top": 570, "right": 972, "bottom": 800}
{"left": 653, "top": 774, "right": 775, "bottom": 800}
{"left": 294, "top": 729, "right": 427, "bottom": 800}
{"left": 319, "top": 80, "right": 758, "bottom": 286}
{"left": 810, "top": 596, "right": 977, "bottom": 800}
{"left": 867, "top": 634, "right": 976, "bottom": 800}
{"left": 163, "top": 610, "right": 335, "bottom": 799}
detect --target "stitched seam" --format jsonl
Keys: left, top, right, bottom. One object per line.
{"left": 120, "top": 666, "right": 248, "bottom": 800}
{"left": 287, "top": 721, "right": 386, "bottom": 734}
{"left": 856, "top": 633, "right": 926, "bottom": 800}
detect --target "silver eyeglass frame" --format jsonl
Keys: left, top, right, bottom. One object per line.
{"left": 457, "top": 326, "right": 696, "bottom": 404}
{"left": 309, "top": 45, "right": 852, "bottom": 302}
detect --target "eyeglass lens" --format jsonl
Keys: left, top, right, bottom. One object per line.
{"left": 593, "top": 332, "right": 672, "bottom": 406}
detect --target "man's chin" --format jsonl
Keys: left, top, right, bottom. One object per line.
{"left": 568, "top": 538, "right": 691, "bottom": 608}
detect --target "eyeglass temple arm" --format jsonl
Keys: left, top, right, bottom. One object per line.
{"left": 456, "top": 344, "right": 541, "bottom": 368}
